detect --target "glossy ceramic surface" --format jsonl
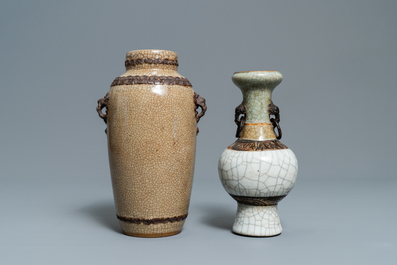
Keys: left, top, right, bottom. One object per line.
{"left": 98, "top": 50, "right": 205, "bottom": 237}
{"left": 218, "top": 71, "right": 298, "bottom": 237}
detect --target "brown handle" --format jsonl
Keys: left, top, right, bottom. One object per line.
{"left": 193, "top": 92, "right": 207, "bottom": 134}
{"left": 234, "top": 102, "right": 246, "bottom": 138}
{"left": 96, "top": 92, "right": 109, "bottom": 133}
{"left": 268, "top": 101, "right": 282, "bottom": 140}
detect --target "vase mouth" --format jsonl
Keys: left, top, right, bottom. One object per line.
{"left": 234, "top": 71, "right": 279, "bottom": 74}
{"left": 232, "top": 71, "right": 283, "bottom": 89}
{"left": 126, "top": 49, "right": 178, "bottom": 61}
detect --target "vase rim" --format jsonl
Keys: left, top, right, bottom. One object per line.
{"left": 125, "top": 49, "right": 179, "bottom": 67}
{"left": 234, "top": 71, "right": 279, "bottom": 74}
{"left": 127, "top": 49, "right": 176, "bottom": 53}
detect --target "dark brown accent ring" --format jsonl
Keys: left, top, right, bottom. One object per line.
{"left": 230, "top": 195, "right": 286, "bottom": 206}
{"left": 125, "top": 58, "right": 179, "bottom": 67}
{"left": 116, "top": 214, "right": 188, "bottom": 225}
{"left": 228, "top": 139, "right": 288, "bottom": 151}
{"left": 111, "top": 76, "right": 192, "bottom": 87}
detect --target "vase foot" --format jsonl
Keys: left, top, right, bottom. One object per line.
{"left": 232, "top": 203, "right": 282, "bottom": 237}
{"left": 118, "top": 218, "right": 186, "bottom": 238}
{"left": 121, "top": 229, "right": 181, "bottom": 238}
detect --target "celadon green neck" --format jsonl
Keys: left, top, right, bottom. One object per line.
{"left": 232, "top": 71, "right": 283, "bottom": 124}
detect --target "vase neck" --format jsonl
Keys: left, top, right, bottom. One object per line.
{"left": 232, "top": 71, "right": 283, "bottom": 140}
{"left": 242, "top": 87, "right": 274, "bottom": 123}
{"left": 124, "top": 49, "right": 179, "bottom": 72}
{"left": 233, "top": 71, "right": 283, "bottom": 123}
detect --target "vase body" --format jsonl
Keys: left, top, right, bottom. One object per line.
{"left": 218, "top": 71, "right": 298, "bottom": 237}
{"left": 97, "top": 50, "right": 206, "bottom": 237}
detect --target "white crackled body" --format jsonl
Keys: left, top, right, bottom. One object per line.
{"left": 218, "top": 148, "right": 298, "bottom": 236}
{"left": 218, "top": 149, "right": 298, "bottom": 197}
{"left": 233, "top": 205, "right": 282, "bottom": 236}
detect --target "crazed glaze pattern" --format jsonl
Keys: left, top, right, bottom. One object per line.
{"left": 218, "top": 149, "right": 298, "bottom": 197}
{"left": 232, "top": 71, "right": 283, "bottom": 124}
{"left": 106, "top": 50, "right": 198, "bottom": 237}
{"left": 233, "top": 204, "right": 282, "bottom": 237}
{"left": 218, "top": 71, "right": 298, "bottom": 237}
{"left": 239, "top": 123, "right": 276, "bottom": 140}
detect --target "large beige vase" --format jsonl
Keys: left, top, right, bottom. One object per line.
{"left": 96, "top": 49, "right": 206, "bottom": 237}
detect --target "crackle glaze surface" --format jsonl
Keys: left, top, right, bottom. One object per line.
{"left": 232, "top": 71, "right": 283, "bottom": 124}
{"left": 218, "top": 71, "right": 298, "bottom": 237}
{"left": 106, "top": 50, "right": 197, "bottom": 237}
{"left": 233, "top": 204, "right": 282, "bottom": 237}
{"left": 218, "top": 149, "right": 298, "bottom": 197}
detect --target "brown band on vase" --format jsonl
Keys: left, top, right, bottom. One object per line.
{"left": 111, "top": 76, "right": 192, "bottom": 87}
{"left": 238, "top": 123, "right": 277, "bottom": 140}
{"left": 227, "top": 139, "right": 288, "bottom": 151}
{"left": 116, "top": 214, "right": 188, "bottom": 225}
{"left": 125, "top": 58, "right": 179, "bottom": 67}
{"left": 230, "top": 195, "right": 286, "bottom": 206}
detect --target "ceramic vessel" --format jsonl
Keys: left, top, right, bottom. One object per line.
{"left": 96, "top": 49, "right": 206, "bottom": 237}
{"left": 218, "top": 71, "right": 298, "bottom": 237}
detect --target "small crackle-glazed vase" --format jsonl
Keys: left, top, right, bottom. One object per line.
{"left": 96, "top": 49, "right": 207, "bottom": 238}
{"left": 218, "top": 71, "right": 298, "bottom": 237}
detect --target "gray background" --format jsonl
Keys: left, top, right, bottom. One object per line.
{"left": 1, "top": 0, "right": 396, "bottom": 264}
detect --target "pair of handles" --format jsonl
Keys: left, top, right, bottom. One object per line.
{"left": 96, "top": 92, "right": 207, "bottom": 134}
{"left": 234, "top": 101, "right": 282, "bottom": 140}
{"left": 97, "top": 93, "right": 280, "bottom": 139}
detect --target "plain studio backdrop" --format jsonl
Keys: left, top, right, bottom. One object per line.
{"left": 1, "top": 1, "right": 396, "bottom": 264}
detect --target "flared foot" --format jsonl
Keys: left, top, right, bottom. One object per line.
{"left": 232, "top": 203, "right": 282, "bottom": 237}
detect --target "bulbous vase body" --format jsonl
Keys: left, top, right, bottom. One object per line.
{"left": 218, "top": 71, "right": 298, "bottom": 237}
{"left": 97, "top": 50, "right": 206, "bottom": 237}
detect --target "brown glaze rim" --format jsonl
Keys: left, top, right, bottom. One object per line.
{"left": 125, "top": 58, "right": 179, "bottom": 67}
{"left": 228, "top": 139, "right": 288, "bottom": 151}
{"left": 122, "top": 230, "right": 181, "bottom": 238}
{"left": 116, "top": 214, "right": 188, "bottom": 225}
{"left": 230, "top": 195, "right": 286, "bottom": 206}
{"left": 111, "top": 76, "right": 192, "bottom": 87}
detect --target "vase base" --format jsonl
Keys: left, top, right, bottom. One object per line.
{"left": 232, "top": 203, "right": 282, "bottom": 237}
{"left": 232, "top": 231, "right": 282, "bottom": 238}
{"left": 119, "top": 218, "right": 186, "bottom": 238}
{"left": 122, "top": 229, "right": 181, "bottom": 238}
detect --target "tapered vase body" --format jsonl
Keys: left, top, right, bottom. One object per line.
{"left": 97, "top": 50, "right": 206, "bottom": 237}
